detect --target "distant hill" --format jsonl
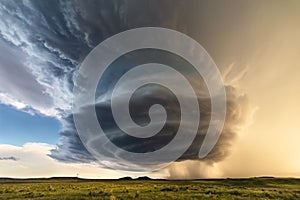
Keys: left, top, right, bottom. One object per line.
{"left": 118, "top": 176, "right": 133, "bottom": 180}
{"left": 135, "top": 176, "right": 152, "bottom": 180}
{"left": 118, "top": 176, "right": 153, "bottom": 180}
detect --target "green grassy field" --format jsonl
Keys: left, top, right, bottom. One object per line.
{"left": 0, "top": 177, "right": 299, "bottom": 199}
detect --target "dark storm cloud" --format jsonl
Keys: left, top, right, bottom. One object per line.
{"left": 49, "top": 115, "right": 96, "bottom": 163}
{"left": 0, "top": 156, "right": 19, "bottom": 161}
{"left": 0, "top": 0, "right": 249, "bottom": 170}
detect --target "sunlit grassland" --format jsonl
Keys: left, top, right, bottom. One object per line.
{"left": 0, "top": 178, "right": 299, "bottom": 199}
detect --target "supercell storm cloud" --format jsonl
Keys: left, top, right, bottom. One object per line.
{"left": 0, "top": 0, "right": 249, "bottom": 171}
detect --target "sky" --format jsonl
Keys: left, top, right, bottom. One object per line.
{"left": 0, "top": 0, "right": 299, "bottom": 179}
{"left": 0, "top": 104, "right": 60, "bottom": 146}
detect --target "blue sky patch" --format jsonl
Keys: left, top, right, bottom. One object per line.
{"left": 0, "top": 104, "right": 61, "bottom": 146}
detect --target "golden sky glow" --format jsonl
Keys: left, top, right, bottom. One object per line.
{"left": 165, "top": 1, "right": 300, "bottom": 179}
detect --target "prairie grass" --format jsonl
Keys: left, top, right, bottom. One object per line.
{"left": 0, "top": 178, "right": 299, "bottom": 199}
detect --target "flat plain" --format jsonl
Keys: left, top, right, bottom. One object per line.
{"left": 0, "top": 177, "right": 299, "bottom": 199}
